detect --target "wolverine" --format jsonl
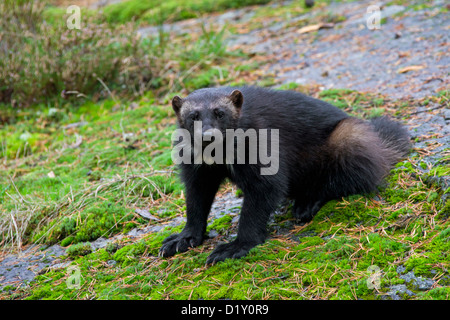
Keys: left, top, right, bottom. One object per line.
{"left": 159, "top": 86, "right": 410, "bottom": 264}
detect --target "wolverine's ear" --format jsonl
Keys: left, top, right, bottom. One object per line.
{"left": 229, "top": 90, "right": 243, "bottom": 109}
{"left": 172, "top": 95, "right": 183, "bottom": 114}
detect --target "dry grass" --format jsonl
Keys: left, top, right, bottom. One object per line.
{"left": 0, "top": 169, "right": 178, "bottom": 251}
{"left": 0, "top": 0, "right": 163, "bottom": 106}
{"left": 0, "top": 0, "right": 233, "bottom": 108}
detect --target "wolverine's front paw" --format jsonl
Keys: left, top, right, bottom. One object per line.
{"left": 206, "top": 240, "right": 259, "bottom": 265}
{"left": 159, "top": 231, "right": 203, "bottom": 257}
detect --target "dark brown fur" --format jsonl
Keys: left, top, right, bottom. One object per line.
{"left": 160, "top": 86, "right": 411, "bottom": 264}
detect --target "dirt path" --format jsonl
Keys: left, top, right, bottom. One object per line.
{"left": 139, "top": 0, "right": 449, "bottom": 100}
{"left": 235, "top": 0, "right": 449, "bottom": 100}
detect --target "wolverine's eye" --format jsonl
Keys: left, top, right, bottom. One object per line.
{"left": 190, "top": 112, "right": 199, "bottom": 121}
{"left": 215, "top": 109, "right": 225, "bottom": 119}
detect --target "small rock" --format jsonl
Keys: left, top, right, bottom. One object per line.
{"left": 398, "top": 269, "right": 435, "bottom": 291}
{"left": 49, "top": 261, "right": 71, "bottom": 270}
{"left": 208, "top": 230, "right": 219, "bottom": 238}
{"left": 400, "top": 271, "right": 416, "bottom": 283}
{"left": 91, "top": 237, "right": 110, "bottom": 250}
{"left": 135, "top": 208, "right": 160, "bottom": 221}
{"left": 413, "top": 277, "right": 434, "bottom": 291}
{"left": 107, "top": 260, "right": 117, "bottom": 267}
{"left": 443, "top": 109, "right": 450, "bottom": 121}
{"left": 62, "top": 121, "right": 88, "bottom": 130}
{"left": 386, "top": 284, "right": 415, "bottom": 300}
{"left": 381, "top": 5, "right": 406, "bottom": 19}
{"left": 396, "top": 265, "right": 406, "bottom": 274}
{"left": 127, "top": 228, "right": 142, "bottom": 237}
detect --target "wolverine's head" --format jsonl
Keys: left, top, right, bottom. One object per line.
{"left": 171, "top": 88, "right": 243, "bottom": 137}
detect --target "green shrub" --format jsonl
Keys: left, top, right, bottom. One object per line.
{"left": 0, "top": 0, "right": 164, "bottom": 107}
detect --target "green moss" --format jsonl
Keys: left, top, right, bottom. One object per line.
{"left": 420, "top": 287, "right": 450, "bottom": 300}
{"left": 319, "top": 88, "right": 354, "bottom": 99}
{"left": 66, "top": 242, "right": 93, "bottom": 258}
{"left": 105, "top": 242, "right": 120, "bottom": 254}
{"left": 1, "top": 95, "right": 186, "bottom": 248}
{"left": 368, "top": 107, "right": 385, "bottom": 118}
{"left": 112, "top": 241, "right": 147, "bottom": 266}
{"left": 438, "top": 227, "right": 450, "bottom": 240}
{"left": 277, "top": 82, "right": 301, "bottom": 91}
{"left": 235, "top": 188, "right": 244, "bottom": 197}
{"left": 33, "top": 201, "right": 137, "bottom": 244}
{"left": 101, "top": 0, "right": 273, "bottom": 25}
{"left": 234, "top": 61, "right": 261, "bottom": 72}
{"left": 60, "top": 237, "right": 74, "bottom": 247}
{"left": 322, "top": 236, "right": 357, "bottom": 259}
{"left": 427, "top": 165, "right": 450, "bottom": 178}
{"left": 184, "top": 68, "right": 229, "bottom": 91}
{"left": 207, "top": 215, "right": 233, "bottom": 235}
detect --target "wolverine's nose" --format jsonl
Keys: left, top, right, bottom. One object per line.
{"left": 202, "top": 123, "right": 214, "bottom": 139}
{"left": 202, "top": 130, "right": 214, "bottom": 147}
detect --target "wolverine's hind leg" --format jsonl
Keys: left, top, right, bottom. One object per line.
{"left": 292, "top": 193, "right": 327, "bottom": 223}
{"left": 292, "top": 196, "right": 327, "bottom": 224}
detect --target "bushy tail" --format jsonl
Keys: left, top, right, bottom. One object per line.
{"left": 369, "top": 116, "right": 411, "bottom": 165}
{"left": 325, "top": 116, "right": 411, "bottom": 198}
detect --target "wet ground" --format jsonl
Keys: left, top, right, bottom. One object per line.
{"left": 139, "top": 0, "right": 449, "bottom": 100}
{"left": 245, "top": 1, "right": 449, "bottom": 100}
